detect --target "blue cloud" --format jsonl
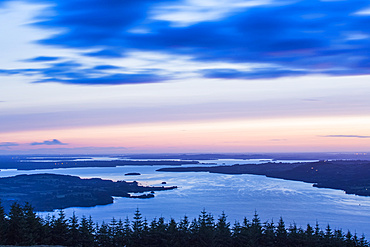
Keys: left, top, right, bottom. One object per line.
{"left": 34, "top": 0, "right": 174, "bottom": 49}
{"left": 25, "top": 56, "right": 60, "bottom": 62}
{"left": 35, "top": 72, "right": 167, "bottom": 85}
{"left": 85, "top": 49, "right": 124, "bottom": 58}
{"left": 30, "top": 139, "right": 67, "bottom": 145}
{"left": 3, "top": 0, "right": 370, "bottom": 84}
{"left": 201, "top": 68, "right": 308, "bottom": 80}
{"left": 93, "top": 65, "right": 121, "bottom": 70}
{"left": 0, "top": 69, "right": 21, "bottom": 75}
{"left": 0, "top": 61, "right": 164, "bottom": 85}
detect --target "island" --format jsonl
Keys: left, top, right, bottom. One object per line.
{"left": 157, "top": 160, "right": 370, "bottom": 196}
{"left": 0, "top": 173, "right": 177, "bottom": 212}
{"left": 125, "top": 172, "right": 141, "bottom": 176}
{"left": 130, "top": 193, "right": 155, "bottom": 198}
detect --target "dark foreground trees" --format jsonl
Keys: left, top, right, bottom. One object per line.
{"left": 0, "top": 201, "right": 367, "bottom": 247}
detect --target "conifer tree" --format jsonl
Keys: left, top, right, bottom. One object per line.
{"left": 143, "top": 217, "right": 149, "bottom": 233}
{"left": 196, "top": 210, "right": 216, "bottom": 246}
{"left": 215, "top": 212, "right": 231, "bottom": 247}
{"left": 151, "top": 216, "right": 168, "bottom": 246}
{"left": 6, "top": 202, "right": 25, "bottom": 245}
{"left": 304, "top": 223, "right": 317, "bottom": 246}
{"left": 0, "top": 200, "right": 7, "bottom": 245}
{"left": 333, "top": 229, "right": 344, "bottom": 243}
{"left": 23, "top": 202, "right": 43, "bottom": 245}
{"left": 166, "top": 218, "right": 179, "bottom": 246}
{"left": 178, "top": 215, "right": 189, "bottom": 233}
{"left": 123, "top": 216, "right": 132, "bottom": 246}
{"left": 353, "top": 233, "right": 360, "bottom": 247}
{"left": 314, "top": 221, "right": 321, "bottom": 235}
{"left": 276, "top": 217, "right": 287, "bottom": 246}
{"left": 41, "top": 214, "right": 54, "bottom": 245}
{"left": 263, "top": 220, "right": 275, "bottom": 247}
{"left": 96, "top": 222, "right": 112, "bottom": 247}
{"left": 232, "top": 220, "right": 244, "bottom": 246}
{"left": 287, "top": 223, "right": 301, "bottom": 246}
{"left": 79, "top": 215, "right": 96, "bottom": 247}
{"left": 113, "top": 219, "right": 126, "bottom": 247}
{"left": 189, "top": 217, "right": 199, "bottom": 234}
{"left": 306, "top": 223, "right": 314, "bottom": 237}
{"left": 249, "top": 211, "right": 263, "bottom": 246}
{"left": 131, "top": 208, "right": 144, "bottom": 246}
{"left": 325, "top": 224, "right": 332, "bottom": 238}
{"left": 360, "top": 234, "right": 368, "bottom": 247}
{"left": 346, "top": 231, "right": 356, "bottom": 247}
{"left": 51, "top": 210, "right": 69, "bottom": 245}
{"left": 110, "top": 217, "right": 118, "bottom": 247}
{"left": 67, "top": 212, "right": 80, "bottom": 246}
{"left": 178, "top": 215, "right": 191, "bottom": 246}
{"left": 132, "top": 208, "right": 143, "bottom": 234}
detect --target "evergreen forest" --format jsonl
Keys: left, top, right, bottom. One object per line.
{"left": 0, "top": 201, "right": 368, "bottom": 247}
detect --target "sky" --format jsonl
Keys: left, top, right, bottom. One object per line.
{"left": 1, "top": 0, "right": 370, "bottom": 154}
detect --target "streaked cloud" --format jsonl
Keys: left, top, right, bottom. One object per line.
{"left": 0, "top": 142, "right": 19, "bottom": 147}
{"left": 270, "top": 139, "right": 287, "bottom": 142}
{"left": 35, "top": 71, "right": 167, "bottom": 85}
{"left": 201, "top": 68, "right": 308, "bottom": 79}
{"left": 30, "top": 139, "right": 67, "bottom": 145}
{"left": 151, "top": 0, "right": 272, "bottom": 26}
{"left": 0, "top": 0, "right": 370, "bottom": 85}
{"left": 24, "top": 56, "right": 61, "bottom": 62}
{"left": 320, "top": 135, "right": 370, "bottom": 139}
{"left": 0, "top": 62, "right": 167, "bottom": 85}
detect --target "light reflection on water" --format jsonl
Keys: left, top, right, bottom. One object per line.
{"left": 0, "top": 159, "right": 370, "bottom": 237}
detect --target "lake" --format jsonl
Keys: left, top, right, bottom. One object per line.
{"left": 1, "top": 157, "right": 370, "bottom": 237}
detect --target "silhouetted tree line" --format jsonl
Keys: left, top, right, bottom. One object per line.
{"left": 0, "top": 201, "right": 368, "bottom": 247}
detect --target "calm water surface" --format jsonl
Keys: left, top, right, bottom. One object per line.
{"left": 1, "top": 158, "right": 370, "bottom": 237}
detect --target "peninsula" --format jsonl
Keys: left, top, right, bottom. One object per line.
{"left": 158, "top": 160, "right": 370, "bottom": 196}
{"left": 0, "top": 173, "right": 177, "bottom": 211}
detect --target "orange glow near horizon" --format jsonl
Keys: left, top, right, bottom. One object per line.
{"left": 1, "top": 115, "right": 370, "bottom": 153}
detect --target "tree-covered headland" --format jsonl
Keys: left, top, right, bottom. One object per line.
{"left": 0, "top": 174, "right": 177, "bottom": 212}
{"left": 0, "top": 201, "right": 367, "bottom": 247}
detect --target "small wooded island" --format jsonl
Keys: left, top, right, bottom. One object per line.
{"left": 0, "top": 173, "right": 177, "bottom": 211}
{"left": 158, "top": 160, "right": 370, "bottom": 196}
{"left": 125, "top": 172, "right": 141, "bottom": 176}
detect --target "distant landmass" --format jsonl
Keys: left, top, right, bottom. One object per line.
{"left": 0, "top": 173, "right": 177, "bottom": 211}
{"left": 1, "top": 153, "right": 369, "bottom": 170}
{"left": 0, "top": 156, "right": 199, "bottom": 170}
{"left": 158, "top": 160, "right": 370, "bottom": 196}
{"left": 122, "top": 152, "right": 370, "bottom": 161}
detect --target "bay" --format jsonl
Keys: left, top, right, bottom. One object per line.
{"left": 1, "top": 158, "right": 370, "bottom": 237}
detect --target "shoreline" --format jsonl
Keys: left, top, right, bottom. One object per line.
{"left": 157, "top": 160, "right": 370, "bottom": 197}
